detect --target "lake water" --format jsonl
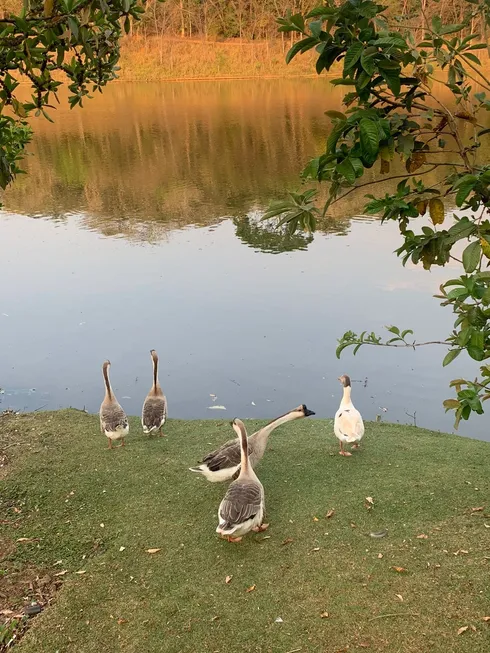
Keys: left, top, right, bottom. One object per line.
{"left": 0, "top": 80, "right": 487, "bottom": 440}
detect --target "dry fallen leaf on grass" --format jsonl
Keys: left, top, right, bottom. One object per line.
{"left": 457, "top": 626, "right": 469, "bottom": 635}
{"left": 320, "top": 611, "right": 329, "bottom": 618}
{"left": 75, "top": 570, "right": 86, "bottom": 575}
{"left": 377, "top": 553, "right": 383, "bottom": 559}
{"left": 313, "top": 517, "right": 319, "bottom": 522}
{"left": 16, "top": 537, "right": 37, "bottom": 543}
{"left": 326, "top": 509, "right": 335, "bottom": 519}
{"left": 246, "top": 585, "right": 256, "bottom": 593}
{"left": 282, "top": 537, "right": 294, "bottom": 546}
{"left": 54, "top": 570, "right": 68, "bottom": 577}
{"left": 396, "top": 594, "right": 403, "bottom": 601}
{"left": 482, "top": 616, "right": 490, "bottom": 622}
{"left": 146, "top": 548, "right": 161, "bottom": 554}
{"left": 312, "top": 547, "right": 320, "bottom": 552}
{"left": 119, "top": 546, "right": 126, "bottom": 552}
{"left": 365, "top": 497, "right": 374, "bottom": 505}
{"left": 416, "top": 534, "right": 428, "bottom": 539}
{"left": 359, "top": 643, "right": 370, "bottom": 649}
{"left": 225, "top": 575, "right": 233, "bottom": 584}
{"left": 391, "top": 566, "right": 407, "bottom": 573}
{"left": 471, "top": 507, "right": 484, "bottom": 512}
{"left": 117, "top": 618, "right": 127, "bottom": 625}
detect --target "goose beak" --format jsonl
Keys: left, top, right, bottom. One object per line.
{"left": 304, "top": 407, "right": 315, "bottom": 417}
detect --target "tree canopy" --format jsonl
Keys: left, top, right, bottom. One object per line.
{"left": 268, "top": 0, "right": 490, "bottom": 427}
{"left": 0, "top": 0, "right": 145, "bottom": 195}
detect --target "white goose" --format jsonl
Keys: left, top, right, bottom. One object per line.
{"left": 99, "top": 360, "right": 129, "bottom": 449}
{"left": 189, "top": 404, "right": 315, "bottom": 482}
{"left": 334, "top": 374, "right": 364, "bottom": 456}
{"left": 216, "top": 418, "right": 267, "bottom": 543}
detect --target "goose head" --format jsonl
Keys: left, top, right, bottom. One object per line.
{"left": 338, "top": 374, "right": 351, "bottom": 387}
{"left": 103, "top": 360, "right": 111, "bottom": 372}
{"left": 150, "top": 349, "right": 158, "bottom": 363}
{"left": 293, "top": 404, "right": 315, "bottom": 418}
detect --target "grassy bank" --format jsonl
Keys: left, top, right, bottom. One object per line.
{"left": 118, "top": 36, "right": 321, "bottom": 81}
{"left": 1, "top": 410, "right": 489, "bottom": 652}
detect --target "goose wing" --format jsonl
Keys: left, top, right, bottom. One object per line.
{"left": 335, "top": 408, "right": 364, "bottom": 440}
{"left": 201, "top": 438, "right": 242, "bottom": 472}
{"left": 142, "top": 395, "right": 167, "bottom": 429}
{"left": 101, "top": 403, "right": 128, "bottom": 432}
{"left": 218, "top": 479, "right": 263, "bottom": 528}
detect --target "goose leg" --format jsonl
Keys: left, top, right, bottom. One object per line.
{"left": 119, "top": 438, "right": 125, "bottom": 447}
{"left": 339, "top": 441, "right": 352, "bottom": 457}
{"left": 107, "top": 439, "right": 113, "bottom": 450}
{"left": 351, "top": 443, "right": 360, "bottom": 450}
{"left": 159, "top": 426, "right": 165, "bottom": 437}
{"left": 226, "top": 535, "right": 242, "bottom": 543}
{"left": 252, "top": 523, "right": 269, "bottom": 532}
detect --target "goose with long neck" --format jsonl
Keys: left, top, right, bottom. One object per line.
{"left": 99, "top": 360, "right": 129, "bottom": 449}
{"left": 216, "top": 419, "right": 267, "bottom": 543}
{"left": 189, "top": 404, "right": 315, "bottom": 482}
{"left": 141, "top": 350, "right": 168, "bottom": 436}
{"left": 334, "top": 374, "right": 364, "bottom": 456}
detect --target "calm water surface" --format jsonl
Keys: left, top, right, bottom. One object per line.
{"left": 0, "top": 80, "right": 487, "bottom": 440}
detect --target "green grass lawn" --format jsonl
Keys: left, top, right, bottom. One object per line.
{"left": 1, "top": 410, "right": 489, "bottom": 652}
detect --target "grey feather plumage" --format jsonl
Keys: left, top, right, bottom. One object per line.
{"left": 142, "top": 395, "right": 167, "bottom": 431}
{"left": 100, "top": 402, "right": 128, "bottom": 433}
{"left": 218, "top": 479, "right": 263, "bottom": 529}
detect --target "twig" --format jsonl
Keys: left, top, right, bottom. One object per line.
{"left": 369, "top": 612, "right": 420, "bottom": 621}
{"left": 405, "top": 410, "right": 417, "bottom": 427}
{"left": 284, "top": 649, "right": 302, "bottom": 653}
{"left": 33, "top": 404, "right": 48, "bottom": 412}
{"left": 352, "top": 340, "right": 448, "bottom": 349}
{"left": 330, "top": 166, "right": 439, "bottom": 206}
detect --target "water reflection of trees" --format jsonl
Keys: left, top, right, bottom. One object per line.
{"left": 3, "top": 80, "right": 338, "bottom": 242}
{"left": 1, "top": 80, "right": 468, "bottom": 244}
{"left": 233, "top": 208, "right": 356, "bottom": 253}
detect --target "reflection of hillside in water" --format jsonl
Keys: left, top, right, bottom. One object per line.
{"left": 3, "top": 80, "right": 335, "bottom": 240}
{"left": 2, "top": 80, "right": 474, "bottom": 244}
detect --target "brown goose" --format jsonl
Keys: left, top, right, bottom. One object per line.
{"left": 99, "top": 360, "right": 129, "bottom": 449}
{"left": 334, "top": 374, "right": 365, "bottom": 456}
{"left": 216, "top": 418, "right": 267, "bottom": 543}
{"left": 189, "top": 404, "right": 315, "bottom": 482}
{"left": 141, "top": 350, "right": 168, "bottom": 436}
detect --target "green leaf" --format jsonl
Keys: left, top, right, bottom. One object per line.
{"left": 326, "top": 122, "right": 347, "bottom": 154}
{"left": 440, "top": 23, "right": 465, "bottom": 35}
{"left": 336, "top": 158, "right": 356, "bottom": 184}
{"left": 379, "top": 67, "right": 401, "bottom": 96}
{"left": 462, "top": 52, "right": 481, "bottom": 65}
{"left": 67, "top": 16, "right": 79, "bottom": 39}
{"left": 359, "top": 118, "right": 379, "bottom": 159}
{"left": 431, "top": 15, "right": 442, "bottom": 34}
{"left": 309, "top": 20, "right": 323, "bottom": 39}
{"left": 360, "top": 52, "right": 375, "bottom": 75}
{"left": 286, "top": 37, "right": 318, "bottom": 64}
{"left": 462, "top": 240, "right": 481, "bottom": 273}
{"left": 344, "top": 41, "right": 363, "bottom": 72}
{"left": 467, "top": 346, "right": 485, "bottom": 361}
{"left": 324, "top": 110, "right": 347, "bottom": 121}
{"left": 454, "top": 175, "right": 477, "bottom": 206}
{"left": 443, "top": 349, "right": 461, "bottom": 367}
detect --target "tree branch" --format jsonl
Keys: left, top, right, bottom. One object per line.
{"left": 330, "top": 166, "right": 439, "bottom": 206}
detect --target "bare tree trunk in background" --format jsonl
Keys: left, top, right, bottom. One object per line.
{"left": 180, "top": 0, "right": 185, "bottom": 37}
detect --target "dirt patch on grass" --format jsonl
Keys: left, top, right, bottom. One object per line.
{"left": 0, "top": 540, "right": 63, "bottom": 652}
